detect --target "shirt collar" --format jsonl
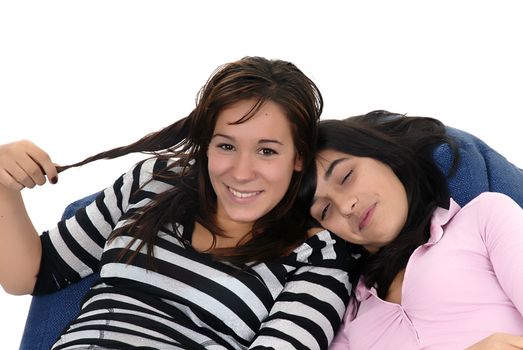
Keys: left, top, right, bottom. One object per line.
{"left": 354, "top": 198, "right": 461, "bottom": 301}
{"left": 427, "top": 198, "right": 461, "bottom": 244}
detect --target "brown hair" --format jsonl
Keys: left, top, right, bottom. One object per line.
{"left": 58, "top": 56, "right": 323, "bottom": 266}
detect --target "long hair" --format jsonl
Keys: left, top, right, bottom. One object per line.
{"left": 300, "top": 110, "right": 458, "bottom": 300}
{"left": 58, "top": 56, "right": 323, "bottom": 266}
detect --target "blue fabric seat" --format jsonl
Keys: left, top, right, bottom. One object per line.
{"left": 435, "top": 127, "right": 523, "bottom": 207}
{"left": 19, "top": 127, "right": 523, "bottom": 349}
{"left": 19, "top": 192, "right": 100, "bottom": 350}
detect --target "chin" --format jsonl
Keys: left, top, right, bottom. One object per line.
{"left": 230, "top": 214, "right": 262, "bottom": 224}
{"left": 225, "top": 209, "right": 268, "bottom": 224}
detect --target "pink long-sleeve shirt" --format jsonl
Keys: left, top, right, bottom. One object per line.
{"left": 330, "top": 192, "right": 523, "bottom": 350}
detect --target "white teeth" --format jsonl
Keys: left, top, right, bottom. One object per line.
{"left": 229, "top": 187, "right": 260, "bottom": 198}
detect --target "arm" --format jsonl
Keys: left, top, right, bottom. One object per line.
{"left": 328, "top": 302, "right": 352, "bottom": 350}
{"left": 0, "top": 140, "right": 58, "bottom": 295}
{"left": 466, "top": 333, "right": 523, "bottom": 349}
{"left": 249, "top": 231, "right": 350, "bottom": 350}
{"left": 479, "top": 193, "right": 523, "bottom": 314}
{"left": 33, "top": 157, "right": 160, "bottom": 294}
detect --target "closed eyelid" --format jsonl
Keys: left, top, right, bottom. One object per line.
{"left": 311, "top": 158, "right": 348, "bottom": 204}
{"left": 310, "top": 201, "right": 326, "bottom": 219}
{"left": 341, "top": 170, "right": 353, "bottom": 184}
{"left": 320, "top": 203, "right": 330, "bottom": 220}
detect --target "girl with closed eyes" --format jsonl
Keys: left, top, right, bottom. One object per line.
{"left": 300, "top": 111, "right": 523, "bottom": 350}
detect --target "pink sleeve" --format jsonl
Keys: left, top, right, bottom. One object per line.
{"left": 479, "top": 192, "right": 523, "bottom": 314}
{"left": 329, "top": 334, "right": 349, "bottom": 350}
{"left": 329, "top": 302, "right": 352, "bottom": 349}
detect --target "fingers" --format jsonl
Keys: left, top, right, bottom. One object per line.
{"left": 0, "top": 169, "right": 25, "bottom": 191}
{"left": 28, "top": 144, "right": 58, "bottom": 184}
{"left": 0, "top": 140, "right": 58, "bottom": 191}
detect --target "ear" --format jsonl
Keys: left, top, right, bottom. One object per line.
{"left": 294, "top": 153, "right": 303, "bottom": 172}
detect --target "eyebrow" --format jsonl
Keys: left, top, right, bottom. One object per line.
{"left": 212, "top": 133, "right": 284, "bottom": 145}
{"left": 324, "top": 157, "right": 350, "bottom": 180}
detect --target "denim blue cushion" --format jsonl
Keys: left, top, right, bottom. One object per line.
{"left": 434, "top": 127, "right": 523, "bottom": 207}
{"left": 19, "top": 192, "right": 100, "bottom": 350}
{"left": 19, "top": 127, "right": 523, "bottom": 349}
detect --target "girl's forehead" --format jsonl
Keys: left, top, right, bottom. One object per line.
{"left": 211, "top": 108, "right": 294, "bottom": 148}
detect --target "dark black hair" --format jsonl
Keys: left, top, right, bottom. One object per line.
{"left": 300, "top": 110, "right": 459, "bottom": 301}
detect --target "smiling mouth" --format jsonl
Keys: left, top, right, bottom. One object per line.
{"left": 228, "top": 187, "right": 262, "bottom": 199}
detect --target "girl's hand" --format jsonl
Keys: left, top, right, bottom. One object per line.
{"left": 0, "top": 140, "right": 58, "bottom": 191}
{"left": 466, "top": 333, "right": 523, "bottom": 350}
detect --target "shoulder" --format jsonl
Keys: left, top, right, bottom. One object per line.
{"left": 135, "top": 156, "right": 178, "bottom": 174}
{"left": 464, "top": 192, "right": 519, "bottom": 211}
{"left": 127, "top": 156, "right": 181, "bottom": 183}
{"left": 457, "top": 192, "right": 523, "bottom": 230}
{"left": 292, "top": 230, "right": 349, "bottom": 266}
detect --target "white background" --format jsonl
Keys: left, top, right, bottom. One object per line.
{"left": 1, "top": 0, "right": 522, "bottom": 348}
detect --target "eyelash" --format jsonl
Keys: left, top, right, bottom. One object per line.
{"left": 216, "top": 144, "right": 278, "bottom": 156}
{"left": 320, "top": 204, "right": 330, "bottom": 221}
{"left": 217, "top": 143, "right": 234, "bottom": 151}
{"left": 259, "top": 148, "right": 277, "bottom": 156}
{"left": 341, "top": 170, "right": 353, "bottom": 184}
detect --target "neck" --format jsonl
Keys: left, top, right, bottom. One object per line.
{"left": 216, "top": 217, "right": 253, "bottom": 242}
{"left": 192, "top": 221, "right": 252, "bottom": 252}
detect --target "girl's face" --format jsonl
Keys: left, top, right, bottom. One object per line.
{"left": 207, "top": 99, "right": 302, "bottom": 231}
{"left": 310, "top": 149, "right": 408, "bottom": 253}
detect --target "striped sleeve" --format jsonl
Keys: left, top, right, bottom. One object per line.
{"left": 249, "top": 230, "right": 350, "bottom": 350}
{"left": 33, "top": 158, "right": 162, "bottom": 294}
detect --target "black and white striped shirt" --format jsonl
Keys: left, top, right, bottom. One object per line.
{"left": 37, "top": 158, "right": 350, "bottom": 349}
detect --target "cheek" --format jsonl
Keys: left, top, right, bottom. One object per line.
{"left": 207, "top": 152, "right": 228, "bottom": 177}
{"left": 262, "top": 163, "right": 295, "bottom": 201}
{"left": 391, "top": 184, "right": 409, "bottom": 231}
{"left": 324, "top": 217, "right": 348, "bottom": 239}
{"left": 396, "top": 200, "right": 409, "bottom": 233}
{"left": 267, "top": 168, "right": 293, "bottom": 192}
{"left": 206, "top": 157, "right": 230, "bottom": 195}
{"left": 333, "top": 226, "right": 357, "bottom": 243}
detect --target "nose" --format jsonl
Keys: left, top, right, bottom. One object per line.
{"left": 230, "top": 152, "right": 256, "bottom": 182}
{"left": 335, "top": 193, "right": 357, "bottom": 217}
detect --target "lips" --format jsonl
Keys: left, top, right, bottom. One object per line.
{"left": 359, "top": 203, "right": 376, "bottom": 230}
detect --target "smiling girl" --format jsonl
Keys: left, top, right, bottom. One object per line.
{"left": 0, "top": 57, "right": 349, "bottom": 350}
